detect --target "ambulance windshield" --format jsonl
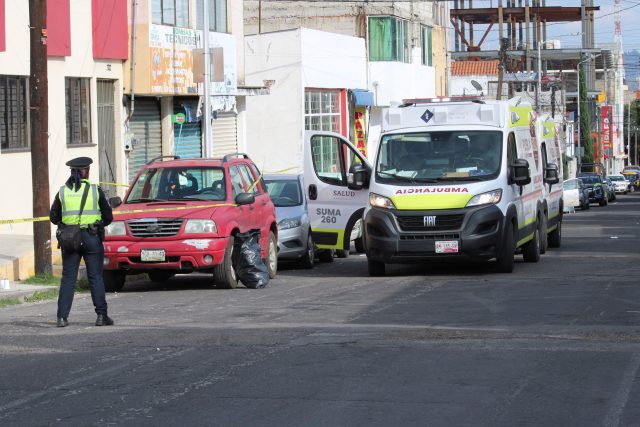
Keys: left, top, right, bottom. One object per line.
{"left": 375, "top": 131, "right": 503, "bottom": 183}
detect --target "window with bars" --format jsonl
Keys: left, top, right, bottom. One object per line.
{"left": 421, "top": 25, "right": 433, "bottom": 66}
{"left": 304, "top": 90, "right": 341, "bottom": 133}
{"left": 152, "top": 0, "right": 189, "bottom": 27}
{"left": 368, "top": 16, "right": 409, "bottom": 63}
{"left": 197, "top": 0, "right": 228, "bottom": 33}
{"left": 65, "top": 78, "right": 92, "bottom": 146}
{"left": 0, "top": 76, "right": 29, "bottom": 152}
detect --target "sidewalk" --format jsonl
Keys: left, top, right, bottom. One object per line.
{"left": 0, "top": 282, "right": 58, "bottom": 302}
{"left": 0, "top": 234, "right": 64, "bottom": 302}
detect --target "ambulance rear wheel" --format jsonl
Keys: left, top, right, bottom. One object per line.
{"left": 318, "top": 249, "right": 335, "bottom": 263}
{"left": 367, "top": 259, "right": 386, "bottom": 277}
{"left": 336, "top": 249, "right": 350, "bottom": 258}
{"left": 548, "top": 221, "right": 562, "bottom": 248}
{"left": 522, "top": 222, "right": 541, "bottom": 263}
{"left": 539, "top": 215, "right": 548, "bottom": 255}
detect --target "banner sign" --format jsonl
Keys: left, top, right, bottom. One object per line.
{"left": 353, "top": 108, "right": 367, "bottom": 157}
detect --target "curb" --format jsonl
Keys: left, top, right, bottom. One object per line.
{"left": 0, "top": 283, "right": 59, "bottom": 303}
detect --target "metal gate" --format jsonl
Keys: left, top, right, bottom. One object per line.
{"left": 174, "top": 100, "right": 202, "bottom": 159}
{"left": 97, "top": 80, "right": 117, "bottom": 198}
{"left": 212, "top": 112, "right": 237, "bottom": 157}
{"left": 128, "top": 98, "right": 162, "bottom": 182}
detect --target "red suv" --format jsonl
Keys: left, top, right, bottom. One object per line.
{"left": 103, "top": 154, "right": 278, "bottom": 291}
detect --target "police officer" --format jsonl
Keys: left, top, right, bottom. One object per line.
{"left": 50, "top": 157, "right": 114, "bottom": 327}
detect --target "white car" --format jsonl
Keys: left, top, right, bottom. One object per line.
{"left": 607, "top": 174, "right": 629, "bottom": 194}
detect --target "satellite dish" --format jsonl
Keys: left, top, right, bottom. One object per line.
{"left": 471, "top": 80, "right": 483, "bottom": 92}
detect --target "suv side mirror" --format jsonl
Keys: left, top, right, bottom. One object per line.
{"left": 347, "top": 164, "right": 370, "bottom": 190}
{"left": 235, "top": 192, "right": 255, "bottom": 206}
{"left": 509, "top": 158, "right": 531, "bottom": 186}
{"left": 544, "top": 163, "right": 560, "bottom": 185}
{"left": 109, "top": 196, "right": 122, "bottom": 208}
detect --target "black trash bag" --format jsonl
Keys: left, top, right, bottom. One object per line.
{"left": 233, "top": 230, "right": 270, "bottom": 289}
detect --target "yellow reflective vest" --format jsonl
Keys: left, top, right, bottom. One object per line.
{"left": 59, "top": 181, "right": 102, "bottom": 226}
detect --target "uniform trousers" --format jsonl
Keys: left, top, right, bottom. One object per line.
{"left": 57, "top": 229, "right": 108, "bottom": 319}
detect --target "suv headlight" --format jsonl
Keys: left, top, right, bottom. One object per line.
{"left": 466, "top": 189, "right": 502, "bottom": 207}
{"left": 369, "top": 193, "right": 396, "bottom": 209}
{"left": 278, "top": 217, "right": 302, "bottom": 230}
{"left": 105, "top": 221, "right": 126, "bottom": 236}
{"left": 184, "top": 219, "right": 217, "bottom": 234}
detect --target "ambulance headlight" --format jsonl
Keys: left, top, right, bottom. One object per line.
{"left": 185, "top": 219, "right": 217, "bottom": 234}
{"left": 369, "top": 193, "right": 396, "bottom": 209}
{"left": 466, "top": 189, "right": 502, "bottom": 207}
{"left": 105, "top": 221, "right": 126, "bottom": 236}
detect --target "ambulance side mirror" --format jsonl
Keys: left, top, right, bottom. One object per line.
{"left": 510, "top": 158, "right": 531, "bottom": 186}
{"left": 347, "top": 164, "right": 370, "bottom": 190}
{"left": 544, "top": 163, "right": 560, "bottom": 186}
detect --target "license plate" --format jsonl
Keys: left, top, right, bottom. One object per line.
{"left": 435, "top": 241, "right": 459, "bottom": 254}
{"left": 141, "top": 249, "right": 165, "bottom": 262}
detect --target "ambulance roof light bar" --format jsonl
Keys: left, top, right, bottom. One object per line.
{"left": 400, "top": 95, "right": 485, "bottom": 107}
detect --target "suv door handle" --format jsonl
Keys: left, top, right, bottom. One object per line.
{"left": 309, "top": 184, "right": 317, "bottom": 200}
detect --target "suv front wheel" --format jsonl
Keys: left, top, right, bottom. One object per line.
{"left": 214, "top": 236, "right": 239, "bottom": 289}
{"left": 266, "top": 231, "right": 278, "bottom": 279}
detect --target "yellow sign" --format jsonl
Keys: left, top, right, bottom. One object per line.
{"left": 353, "top": 108, "right": 367, "bottom": 158}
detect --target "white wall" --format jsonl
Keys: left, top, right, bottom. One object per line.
{"left": 244, "top": 28, "right": 368, "bottom": 173}
{"left": 0, "top": 2, "right": 32, "bottom": 234}
{"left": 0, "top": 1, "right": 125, "bottom": 235}
{"left": 368, "top": 48, "right": 436, "bottom": 107}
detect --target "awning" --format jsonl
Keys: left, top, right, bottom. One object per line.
{"left": 352, "top": 89, "right": 374, "bottom": 107}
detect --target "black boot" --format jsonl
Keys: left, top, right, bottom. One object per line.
{"left": 57, "top": 318, "right": 68, "bottom": 327}
{"left": 95, "top": 314, "right": 114, "bottom": 326}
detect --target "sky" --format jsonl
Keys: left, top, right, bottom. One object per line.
{"left": 461, "top": 1, "right": 640, "bottom": 51}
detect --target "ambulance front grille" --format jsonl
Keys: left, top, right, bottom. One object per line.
{"left": 396, "top": 214, "right": 465, "bottom": 232}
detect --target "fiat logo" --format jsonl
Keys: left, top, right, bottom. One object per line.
{"left": 423, "top": 216, "right": 437, "bottom": 227}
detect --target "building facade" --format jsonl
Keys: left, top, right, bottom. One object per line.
{"left": 0, "top": 0, "right": 128, "bottom": 235}
{"left": 243, "top": 1, "right": 449, "bottom": 160}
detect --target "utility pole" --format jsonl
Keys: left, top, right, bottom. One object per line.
{"left": 203, "top": 0, "right": 212, "bottom": 157}
{"left": 29, "top": 0, "right": 52, "bottom": 276}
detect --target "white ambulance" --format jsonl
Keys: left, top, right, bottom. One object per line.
{"left": 303, "top": 96, "right": 561, "bottom": 275}
{"left": 537, "top": 114, "right": 565, "bottom": 251}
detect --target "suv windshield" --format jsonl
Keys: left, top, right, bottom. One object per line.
{"left": 579, "top": 175, "right": 601, "bottom": 185}
{"left": 265, "top": 179, "right": 303, "bottom": 207}
{"left": 608, "top": 175, "right": 624, "bottom": 182}
{"left": 375, "top": 130, "right": 503, "bottom": 184}
{"left": 126, "top": 166, "right": 226, "bottom": 203}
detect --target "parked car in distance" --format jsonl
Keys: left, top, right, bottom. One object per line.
{"left": 603, "top": 178, "right": 617, "bottom": 202}
{"left": 622, "top": 165, "right": 640, "bottom": 174}
{"left": 264, "top": 174, "right": 315, "bottom": 268}
{"left": 563, "top": 178, "right": 589, "bottom": 210}
{"left": 622, "top": 172, "right": 640, "bottom": 192}
{"left": 607, "top": 174, "right": 629, "bottom": 195}
{"left": 577, "top": 173, "right": 608, "bottom": 206}
{"left": 103, "top": 154, "right": 278, "bottom": 291}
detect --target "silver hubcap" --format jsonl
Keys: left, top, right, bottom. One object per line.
{"left": 269, "top": 239, "right": 277, "bottom": 272}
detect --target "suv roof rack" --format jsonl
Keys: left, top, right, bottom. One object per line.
{"left": 222, "top": 153, "right": 251, "bottom": 162}
{"left": 147, "top": 155, "right": 181, "bottom": 165}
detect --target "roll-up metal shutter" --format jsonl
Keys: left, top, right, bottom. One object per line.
{"left": 212, "top": 112, "right": 237, "bottom": 157}
{"left": 174, "top": 100, "right": 202, "bottom": 159}
{"left": 128, "top": 98, "right": 162, "bottom": 182}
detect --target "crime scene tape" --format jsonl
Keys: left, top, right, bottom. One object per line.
{"left": 1, "top": 166, "right": 300, "bottom": 225}
{"left": 0, "top": 203, "right": 236, "bottom": 225}
{"left": 98, "top": 181, "right": 130, "bottom": 188}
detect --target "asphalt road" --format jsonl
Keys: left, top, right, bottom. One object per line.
{"left": 1, "top": 193, "right": 639, "bottom": 427}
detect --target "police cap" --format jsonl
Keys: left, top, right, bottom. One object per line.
{"left": 65, "top": 157, "right": 93, "bottom": 169}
